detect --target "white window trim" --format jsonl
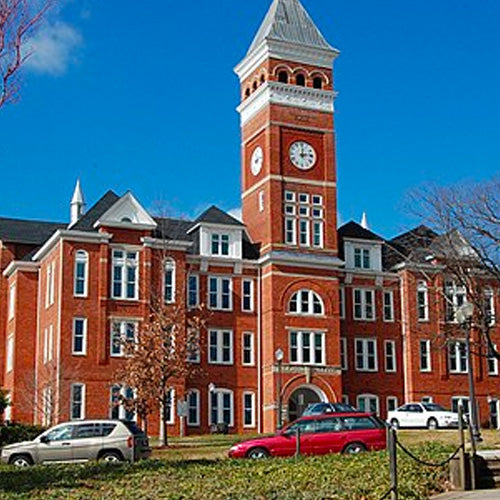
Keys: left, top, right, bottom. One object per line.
{"left": 241, "top": 279, "right": 254, "bottom": 313}
{"left": 355, "top": 338, "right": 378, "bottom": 372}
{"left": 386, "top": 396, "right": 399, "bottom": 413}
{"left": 74, "top": 250, "right": 89, "bottom": 298}
{"left": 383, "top": 290, "right": 394, "bottom": 322}
{"left": 47, "top": 326, "right": 54, "bottom": 363}
{"left": 485, "top": 288, "right": 496, "bottom": 326}
{"left": 165, "top": 388, "right": 175, "bottom": 424}
{"left": 488, "top": 344, "right": 499, "bottom": 376}
{"left": 70, "top": 383, "right": 86, "bottom": 421}
{"left": 8, "top": 284, "right": 15, "bottom": 321}
{"left": 6, "top": 335, "right": 14, "bottom": 373}
{"left": 72, "top": 317, "right": 88, "bottom": 356}
{"left": 356, "top": 393, "right": 380, "bottom": 415}
{"left": 187, "top": 274, "right": 200, "bottom": 309}
{"left": 419, "top": 339, "right": 432, "bottom": 372}
{"left": 285, "top": 217, "right": 297, "bottom": 245}
{"left": 417, "top": 281, "right": 429, "bottom": 322}
{"left": 164, "top": 259, "right": 176, "bottom": 304}
{"left": 208, "top": 276, "right": 233, "bottom": 311}
{"left": 187, "top": 389, "right": 200, "bottom": 427}
{"left": 209, "top": 388, "right": 234, "bottom": 427}
{"left": 353, "top": 288, "right": 375, "bottom": 321}
{"left": 339, "top": 287, "right": 345, "bottom": 319}
{"left": 289, "top": 331, "right": 326, "bottom": 366}
{"left": 208, "top": 329, "right": 234, "bottom": 365}
{"left": 288, "top": 289, "right": 325, "bottom": 316}
{"left": 353, "top": 247, "right": 371, "bottom": 270}
{"left": 421, "top": 396, "right": 434, "bottom": 404}
{"left": 449, "top": 340, "right": 468, "bottom": 374}
{"left": 45, "top": 262, "right": 55, "bottom": 308}
{"left": 242, "top": 332, "right": 255, "bottom": 366}
{"left": 340, "top": 337, "right": 348, "bottom": 371}
{"left": 110, "top": 320, "right": 138, "bottom": 357}
{"left": 341, "top": 394, "right": 349, "bottom": 405}
{"left": 111, "top": 248, "right": 139, "bottom": 301}
{"left": 384, "top": 340, "right": 397, "bottom": 373}
{"left": 243, "top": 391, "right": 256, "bottom": 428}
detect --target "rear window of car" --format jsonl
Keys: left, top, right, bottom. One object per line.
{"left": 341, "top": 416, "right": 380, "bottom": 430}
{"left": 121, "top": 421, "right": 145, "bottom": 436}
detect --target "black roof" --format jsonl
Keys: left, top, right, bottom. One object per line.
{"left": 0, "top": 217, "right": 65, "bottom": 245}
{"left": 338, "top": 221, "right": 384, "bottom": 242}
{"left": 193, "top": 205, "right": 245, "bottom": 227}
{"left": 71, "top": 190, "right": 120, "bottom": 231}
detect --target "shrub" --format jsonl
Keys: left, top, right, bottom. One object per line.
{"left": 0, "top": 423, "right": 46, "bottom": 447}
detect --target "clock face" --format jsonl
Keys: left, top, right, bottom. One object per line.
{"left": 289, "top": 141, "right": 317, "bottom": 170}
{"left": 251, "top": 146, "right": 264, "bottom": 176}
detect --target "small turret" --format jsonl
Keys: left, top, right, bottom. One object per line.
{"left": 360, "top": 212, "right": 369, "bottom": 230}
{"left": 70, "top": 179, "right": 86, "bottom": 226}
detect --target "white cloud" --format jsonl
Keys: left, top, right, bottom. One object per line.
{"left": 25, "top": 21, "right": 82, "bottom": 76}
{"left": 228, "top": 207, "right": 243, "bottom": 222}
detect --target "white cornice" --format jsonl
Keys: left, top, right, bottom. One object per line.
{"left": 343, "top": 237, "right": 383, "bottom": 245}
{"left": 141, "top": 237, "right": 193, "bottom": 251}
{"left": 3, "top": 261, "right": 39, "bottom": 278}
{"left": 259, "top": 250, "right": 343, "bottom": 270}
{"left": 237, "top": 81, "right": 335, "bottom": 126}
{"left": 186, "top": 222, "right": 244, "bottom": 235}
{"left": 187, "top": 255, "right": 260, "bottom": 269}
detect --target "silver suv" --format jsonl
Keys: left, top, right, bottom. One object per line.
{"left": 1, "top": 420, "right": 151, "bottom": 467}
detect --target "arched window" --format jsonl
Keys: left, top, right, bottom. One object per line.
{"left": 74, "top": 250, "right": 88, "bottom": 297}
{"left": 278, "top": 71, "right": 289, "bottom": 84}
{"left": 289, "top": 289, "right": 324, "bottom": 315}
{"left": 245, "top": 88, "right": 250, "bottom": 98}
{"left": 164, "top": 259, "right": 176, "bottom": 304}
{"left": 313, "top": 77, "right": 323, "bottom": 89}
{"left": 260, "top": 74, "right": 265, "bottom": 84}
{"left": 417, "top": 281, "right": 429, "bottom": 321}
{"left": 252, "top": 81, "right": 258, "bottom": 91}
{"left": 296, "top": 73, "right": 306, "bottom": 87}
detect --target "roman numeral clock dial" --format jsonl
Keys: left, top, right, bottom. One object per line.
{"left": 289, "top": 141, "right": 317, "bottom": 170}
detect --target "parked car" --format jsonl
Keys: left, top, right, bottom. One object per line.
{"left": 0, "top": 420, "right": 151, "bottom": 467}
{"left": 387, "top": 403, "right": 459, "bottom": 430}
{"left": 228, "top": 412, "right": 387, "bottom": 459}
{"left": 302, "top": 402, "right": 358, "bottom": 416}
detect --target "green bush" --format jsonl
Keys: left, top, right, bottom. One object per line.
{"left": 0, "top": 423, "right": 45, "bottom": 447}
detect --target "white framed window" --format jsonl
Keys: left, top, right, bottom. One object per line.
{"left": 187, "top": 330, "right": 200, "bottom": 363}
{"left": 384, "top": 340, "right": 396, "bottom": 372}
{"left": 112, "top": 249, "right": 139, "bottom": 300}
{"left": 211, "top": 234, "right": 230, "bottom": 256}
{"left": 421, "top": 396, "right": 434, "bottom": 404}
{"left": 419, "top": 340, "right": 431, "bottom": 372}
{"left": 41, "top": 386, "right": 52, "bottom": 427}
{"left": 242, "top": 332, "right": 254, "bottom": 366}
{"left": 354, "top": 247, "right": 371, "bottom": 269}
{"left": 110, "top": 385, "right": 137, "bottom": 421}
{"left": 259, "top": 191, "right": 265, "bottom": 212}
{"left": 209, "top": 329, "right": 233, "bottom": 365}
{"left": 43, "top": 326, "right": 53, "bottom": 365}
{"left": 299, "top": 219, "right": 309, "bottom": 246}
{"left": 110, "top": 320, "right": 137, "bottom": 357}
{"left": 164, "top": 388, "right": 175, "bottom": 424}
{"left": 241, "top": 279, "right": 254, "bottom": 312}
{"left": 488, "top": 345, "right": 499, "bottom": 376}
{"left": 72, "top": 318, "right": 87, "bottom": 356}
{"left": 6, "top": 335, "right": 14, "bottom": 373}
{"left": 485, "top": 288, "right": 496, "bottom": 325}
{"left": 70, "top": 383, "right": 85, "bottom": 420}
{"left": 74, "top": 250, "right": 88, "bottom": 297}
{"left": 187, "top": 389, "right": 200, "bottom": 426}
{"left": 209, "top": 388, "right": 234, "bottom": 426}
{"left": 353, "top": 289, "right": 375, "bottom": 320}
{"left": 355, "top": 338, "right": 378, "bottom": 372}
{"left": 164, "top": 259, "right": 176, "bottom": 304}
{"left": 312, "top": 221, "right": 323, "bottom": 248}
{"left": 187, "top": 274, "right": 199, "bottom": 308}
{"left": 341, "top": 394, "right": 349, "bottom": 405}
{"left": 243, "top": 392, "right": 256, "bottom": 428}
{"left": 451, "top": 396, "right": 470, "bottom": 415}
{"left": 449, "top": 341, "right": 468, "bottom": 374}
{"left": 445, "top": 281, "right": 466, "bottom": 323}
{"left": 339, "top": 287, "right": 345, "bottom": 319}
{"left": 387, "top": 396, "right": 398, "bottom": 413}
{"left": 46, "top": 262, "right": 55, "bottom": 308}
{"left": 208, "top": 276, "right": 232, "bottom": 311}
{"left": 285, "top": 218, "right": 297, "bottom": 245}
{"left": 383, "top": 291, "right": 394, "bottom": 322}
{"left": 357, "top": 394, "right": 379, "bottom": 415}
{"left": 289, "top": 331, "right": 325, "bottom": 365}
{"left": 340, "top": 338, "right": 348, "bottom": 371}
{"left": 8, "top": 284, "right": 15, "bottom": 320}
{"left": 417, "top": 281, "right": 429, "bottom": 321}
{"left": 289, "top": 289, "right": 324, "bottom": 316}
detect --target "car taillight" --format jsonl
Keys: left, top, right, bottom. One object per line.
{"left": 127, "top": 436, "right": 133, "bottom": 448}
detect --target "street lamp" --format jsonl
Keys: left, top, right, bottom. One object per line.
{"left": 456, "top": 302, "right": 482, "bottom": 443}
{"left": 275, "top": 348, "right": 284, "bottom": 430}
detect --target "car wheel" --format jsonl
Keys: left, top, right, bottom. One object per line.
{"left": 99, "top": 451, "right": 123, "bottom": 463}
{"left": 343, "top": 442, "right": 367, "bottom": 454}
{"left": 427, "top": 418, "right": 438, "bottom": 430}
{"left": 247, "top": 447, "right": 270, "bottom": 459}
{"left": 9, "top": 455, "right": 33, "bottom": 467}
{"left": 390, "top": 419, "right": 400, "bottom": 430}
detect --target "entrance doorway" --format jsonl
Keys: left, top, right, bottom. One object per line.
{"left": 287, "top": 386, "right": 324, "bottom": 422}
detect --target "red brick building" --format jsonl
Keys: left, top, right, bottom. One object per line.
{"left": 1, "top": 0, "right": 499, "bottom": 435}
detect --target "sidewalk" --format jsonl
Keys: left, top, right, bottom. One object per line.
{"left": 433, "top": 490, "right": 499, "bottom": 500}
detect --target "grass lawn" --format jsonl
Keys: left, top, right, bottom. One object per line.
{"left": 0, "top": 430, "right": 497, "bottom": 499}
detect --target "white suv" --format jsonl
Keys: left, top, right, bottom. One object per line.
{"left": 387, "top": 403, "right": 459, "bottom": 430}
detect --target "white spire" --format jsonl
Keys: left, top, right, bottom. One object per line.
{"left": 70, "top": 179, "right": 86, "bottom": 225}
{"left": 360, "top": 212, "right": 369, "bottom": 230}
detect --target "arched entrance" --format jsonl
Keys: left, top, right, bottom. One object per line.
{"left": 287, "top": 385, "right": 326, "bottom": 422}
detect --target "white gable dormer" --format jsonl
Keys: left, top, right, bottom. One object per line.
{"left": 344, "top": 238, "right": 382, "bottom": 272}
{"left": 94, "top": 192, "right": 157, "bottom": 230}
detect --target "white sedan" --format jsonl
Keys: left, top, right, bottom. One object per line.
{"left": 387, "top": 403, "right": 460, "bottom": 430}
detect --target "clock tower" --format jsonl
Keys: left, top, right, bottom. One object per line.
{"left": 236, "top": 0, "right": 344, "bottom": 432}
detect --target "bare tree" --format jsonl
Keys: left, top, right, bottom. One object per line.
{"left": 0, "top": 387, "right": 9, "bottom": 421}
{"left": 0, "top": 0, "right": 53, "bottom": 109}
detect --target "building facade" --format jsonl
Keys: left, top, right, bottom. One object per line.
{"left": 1, "top": 0, "right": 499, "bottom": 435}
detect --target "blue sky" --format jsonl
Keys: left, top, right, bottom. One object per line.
{"left": 1, "top": 0, "right": 499, "bottom": 238}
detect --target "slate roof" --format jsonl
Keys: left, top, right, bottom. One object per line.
{"left": 338, "top": 221, "right": 384, "bottom": 242}
{"left": 193, "top": 205, "right": 245, "bottom": 227}
{"left": 0, "top": 217, "right": 65, "bottom": 245}
{"left": 71, "top": 190, "right": 120, "bottom": 232}
{"left": 247, "top": 0, "right": 335, "bottom": 55}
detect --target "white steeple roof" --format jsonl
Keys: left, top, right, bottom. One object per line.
{"left": 71, "top": 179, "right": 85, "bottom": 205}
{"left": 361, "top": 212, "right": 369, "bottom": 230}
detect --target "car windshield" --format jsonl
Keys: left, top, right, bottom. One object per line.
{"left": 422, "top": 403, "right": 447, "bottom": 412}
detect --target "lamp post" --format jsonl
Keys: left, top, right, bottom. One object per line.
{"left": 275, "top": 348, "right": 284, "bottom": 430}
{"left": 208, "top": 383, "right": 216, "bottom": 428}
{"left": 456, "top": 302, "right": 482, "bottom": 444}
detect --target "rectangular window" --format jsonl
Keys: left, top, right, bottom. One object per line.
{"left": 421, "top": 396, "right": 434, "bottom": 404}
{"left": 259, "top": 191, "right": 265, "bottom": 212}
{"left": 383, "top": 291, "right": 394, "bottom": 322}
{"left": 112, "top": 250, "right": 138, "bottom": 300}
{"left": 339, "top": 287, "right": 345, "bottom": 319}
{"left": 72, "top": 318, "right": 87, "bottom": 355}
{"left": 211, "top": 234, "right": 230, "bottom": 256}
{"left": 449, "top": 341, "right": 468, "bottom": 374}
{"left": 284, "top": 191, "right": 324, "bottom": 248}
{"left": 299, "top": 219, "right": 309, "bottom": 246}
{"left": 243, "top": 392, "right": 256, "bottom": 428}
{"left": 110, "top": 321, "right": 137, "bottom": 357}
{"left": 164, "top": 260, "right": 175, "bottom": 303}
{"left": 417, "top": 282, "right": 429, "bottom": 321}
{"left": 289, "top": 331, "right": 325, "bottom": 365}
{"left": 285, "top": 218, "right": 296, "bottom": 245}
{"left": 187, "top": 329, "right": 200, "bottom": 363}
{"left": 353, "top": 289, "right": 375, "bottom": 320}
{"left": 488, "top": 345, "right": 499, "bottom": 376}
{"left": 419, "top": 340, "right": 431, "bottom": 372}
{"left": 342, "top": 395, "right": 349, "bottom": 405}
{"left": 384, "top": 340, "right": 396, "bottom": 372}
{"left": 312, "top": 221, "right": 323, "bottom": 248}
{"left": 357, "top": 394, "right": 379, "bottom": 415}
{"left": 340, "top": 338, "right": 347, "bottom": 371}
{"left": 445, "top": 281, "right": 466, "bottom": 323}
{"left": 355, "top": 338, "right": 378, "bottom": 372}
{"left": 41, "top": 386, "right": 52, "bottom": 427}
{"left": 110, "top": 386, "right": 136, "bottom": 421}
{"left": 241, "top": 279, "right": 254, "bottom": 312}
{"left": 187, "top": 274, "right": 199, "bottom": 308}
{"left": 46, "top": 262, "right": 55, "bottom": 308}
{"left": 485, "top": 289, "right": 496, "bottom": 326}
{"left": 8, "top": 284, "right": 15, "bottom": 320}
{"left": 242, "top": 332, "right": 254, "bottom": 366}
{"left": 209, "top": 329, "right": 233, "bottom": 365}
{"left": 208, "top": 277, "right": 232, "bottom": 311}
{"left": 187, "top": 390, "right": 200, "bottom": 426}
{"left": 451, "top": 397, "right": 470, "bottom": 415}
{"left": 6, "top": 336, "right": 14, "bottom": 373}
{"left": 210, "top": 389, "right": 234, "bottom": 426}
{"left": 74, "top": 251, "right": 88, "bottom": 297}
{"left": 71, "top": 383, "right": 85, "bottom": 420}
{"left": 47, "top": 325, "right": 53, "bottom": 363}
{"left": 354, "top": 248, "right": 371, "bottom": 269}
{"left": 387, "top": 396, "right": 398, "bottom": 413}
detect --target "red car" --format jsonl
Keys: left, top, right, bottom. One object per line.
{"left": 228, "top": 413, "right": 387, "bottom": 459}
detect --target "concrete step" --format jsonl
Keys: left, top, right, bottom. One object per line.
{"left": 477, "top": 456, "right": 500, "bottom": 489}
